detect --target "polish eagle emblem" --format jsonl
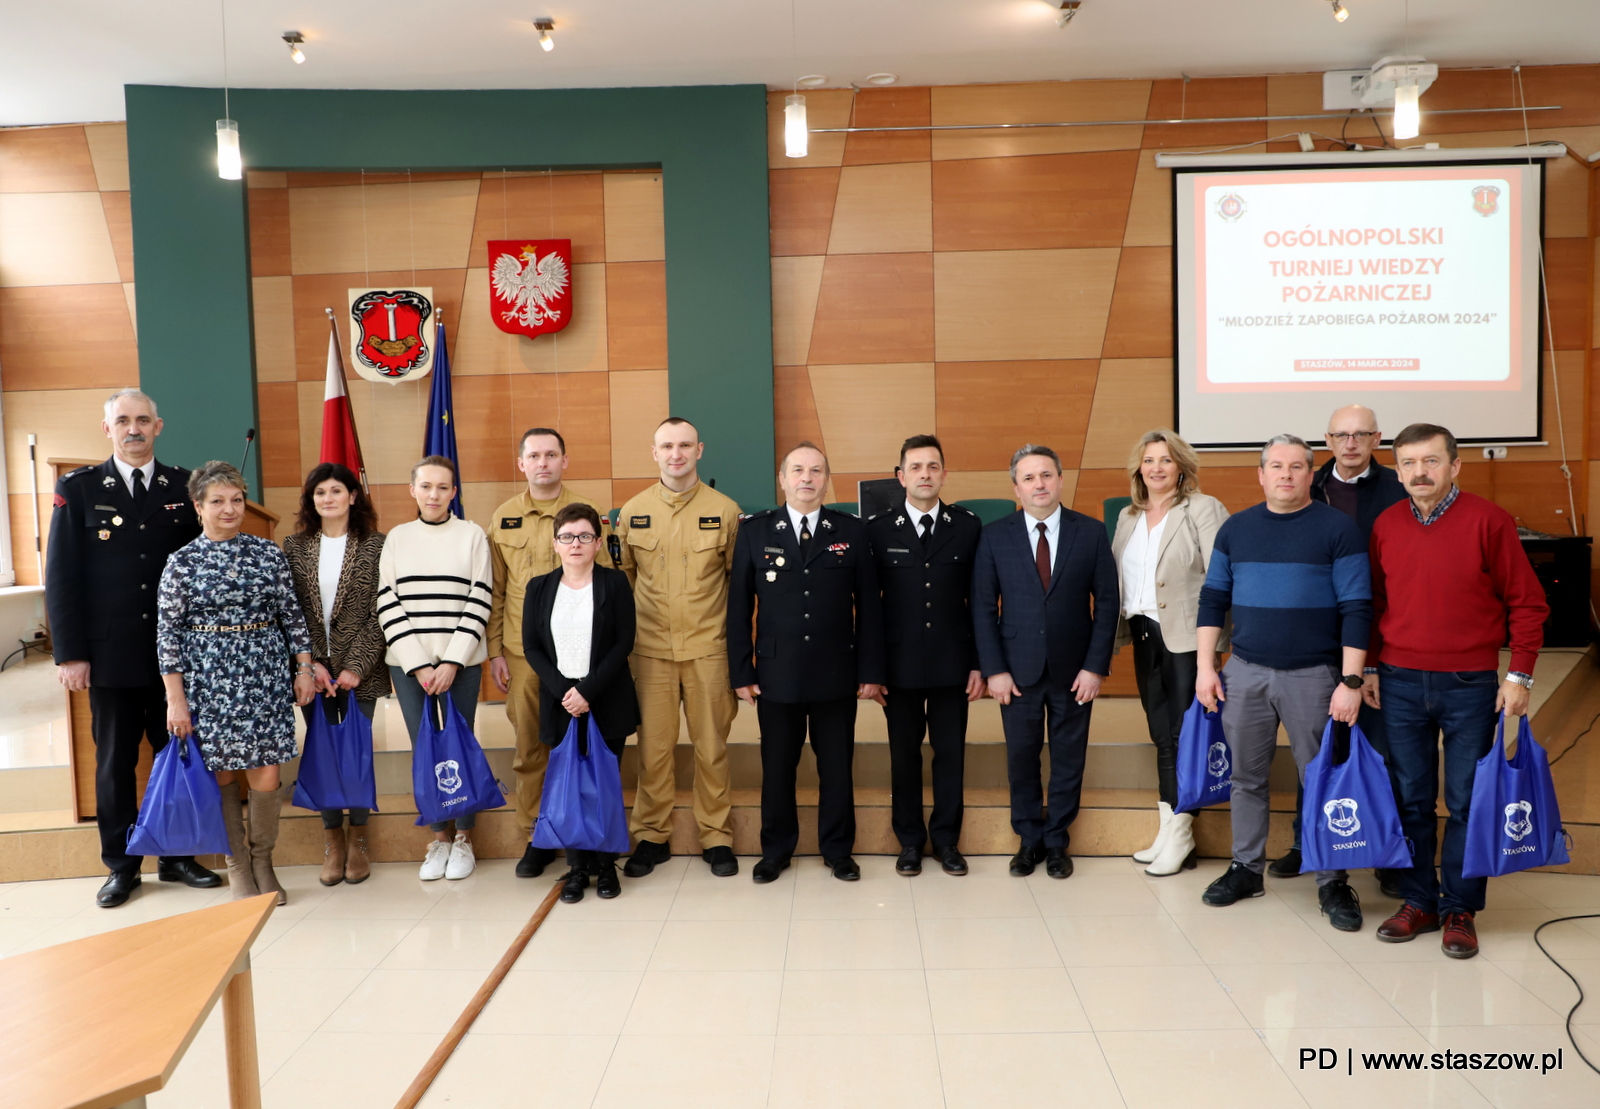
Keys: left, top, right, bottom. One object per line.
{"left": 488, "top": 239, "right": 573, "bottom": 339}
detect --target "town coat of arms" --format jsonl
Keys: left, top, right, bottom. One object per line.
{"left": 348, "top": 288, "right": 435, "bottom": 382}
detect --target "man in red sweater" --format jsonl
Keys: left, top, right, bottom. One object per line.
{"left": 1364, "top": 423, "right": 1548, "bottom": 959}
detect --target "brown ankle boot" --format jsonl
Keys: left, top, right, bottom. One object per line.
{"left": 248, "top": 783, "right": 289, "bottom": 906}
{"left": 345, "top": 828, "right": 371, "bottom": 884}
{"left": 220, "top": 782, "right": 258, "bottom": 900}
{"left": 320, "top": 826, "right": 347, "bottom": 886}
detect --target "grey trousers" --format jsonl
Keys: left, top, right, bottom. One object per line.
{"left": 1220, "top": 656, "right": 1347, "bottom": 888}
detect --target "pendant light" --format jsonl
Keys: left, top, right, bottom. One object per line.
{"left": 785, "top": 94, "right": 808, "bottom": 159}
{"left": 216, "top": 0, "right": 241, "bottom": 180}
{"left": 1391, "top": 79, "right": 1421, "bottom": 140}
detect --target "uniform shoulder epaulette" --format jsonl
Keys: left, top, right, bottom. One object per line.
{"left": 738, "top": 507, "right": 777, "bottom": 522}
{"left": 866, "top": 512, "right": 881, "bottom": 522}
{"left": 950, "top": 503, "right": 978, "bottom": 517}
{"left": 63, "top": 465, "right": 95, "bottom": 481}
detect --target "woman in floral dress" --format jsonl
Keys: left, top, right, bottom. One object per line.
{"left": 157, "top": 461, "right": 315, "bottom": 904}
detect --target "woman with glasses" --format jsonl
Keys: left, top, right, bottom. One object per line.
{"left": 522, "top": 503, "right": 640, "bottom": 902}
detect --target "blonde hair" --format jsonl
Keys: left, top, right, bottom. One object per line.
{"left": 1127, "top": 429, "right": 1201, "bottom": 510}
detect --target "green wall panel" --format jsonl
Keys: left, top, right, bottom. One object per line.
{"left": 124, "top": 83, "right": 774, "bottom": 506}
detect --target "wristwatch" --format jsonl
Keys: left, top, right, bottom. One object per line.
{"left": 1341, "top": 674, "right": 1364, "bottom": 689}
{"left": 1506, "top": 672, "right": 1534, "bottom": 690}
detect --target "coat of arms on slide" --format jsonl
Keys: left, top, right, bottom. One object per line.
{"left": 1215, "top": 192, "right": 1246, "bottom": 221}
{"left": 348, "top": 288, "right": 435, "bottom": 382}
{"left": 1472, "top": 185, "right": 1501, "bottom": 217}
{"left": 488, "top": 239, "right": 573, "bottom": 338}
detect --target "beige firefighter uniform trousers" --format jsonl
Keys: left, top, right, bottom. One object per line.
{"left": 505, "top": 652, "right": 549, "bottom": 838}
{"left": 629, "top": 653, "right": 737, "bottom": 849}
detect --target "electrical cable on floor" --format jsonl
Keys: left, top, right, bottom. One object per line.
{"left": 1546, "top": 709, "right": 1600, "bottom": 767}
{"left": 1533, "top": 913, "right": 1600, "bottom": 1075}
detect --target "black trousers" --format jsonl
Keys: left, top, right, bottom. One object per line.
{"left": 1128, "top": 616, "right": 1198, "bottom": 808}
{"left": 756, "top": 696, "right": 858, "bottom": 862}
{"left": 999, "top": 675, "right": 1091, "bottom": 851}
{"left": 884, "top": 685, "right": 967, "bottom": 850}
{"left": 89, "top": 682, "right": 191, "bottom": 875}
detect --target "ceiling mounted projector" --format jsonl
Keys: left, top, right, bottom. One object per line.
{"left": 1322, "top": 55, "right": 1437, "bottom": 110}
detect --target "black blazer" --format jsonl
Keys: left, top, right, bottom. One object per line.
{"left": 971, "top": 508, "right": 1120, "bottom": 688}
{"left": 866, "top": 501, "right": 981, "bottom": 688}
{"left": 520, "top": 565, "right": 641, "bottom": 755}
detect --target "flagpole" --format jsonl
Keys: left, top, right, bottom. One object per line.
{"left": 324, "top": 307, "right": 371, "bottom": 495}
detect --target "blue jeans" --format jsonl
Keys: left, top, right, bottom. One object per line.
{"left": 1379, "top": 663, "right": 1500, "bottom": 915}
{"left": 390, "top": 664, "right": 483, "bottom": 833}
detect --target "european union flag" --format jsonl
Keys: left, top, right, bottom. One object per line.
{"left": 424, "top": 319, "right": 464, "bottom": 519}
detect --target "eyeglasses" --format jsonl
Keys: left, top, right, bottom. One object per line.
{"left": 1327, "top": 431, "right": 1377, "bottom": 443}
{"left": 555, "top": 533, "right": 599, "bottom": 546}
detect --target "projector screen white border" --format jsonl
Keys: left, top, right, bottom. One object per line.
{"left": 1171, "top": 156, "right": 1548, "bottom": 449}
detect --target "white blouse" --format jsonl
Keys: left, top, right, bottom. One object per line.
{"left": 317, "top": 533, "right": 348, "bottom": 643}
{"left": 1120, "top": 514, "right": 1166, "bottom": 623}
{"left": 551, "top": 580, "right": 594, "bottom": 679}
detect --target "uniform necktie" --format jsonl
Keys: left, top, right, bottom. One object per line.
{"left": 918, "top": 516, "right": 931, "bottom": 548}
{"left": 800, "top": 516, "right": 812, "bottom": 552}
{"left": 1035, "top": 521, "right": 1051, "bottom": 590}
{"left": 132, "top": 468, "right": 148, "bottom": 512}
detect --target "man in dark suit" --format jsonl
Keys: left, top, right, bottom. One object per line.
{"left": 866, "top": 434, "right": 982, "bottom": 877}
{"left": 972, "top": 444, "right": 1119, "bottom": 879}
{"left": 46, "top": 388, "right": 219, "bottom": 907}
{"left": 728, "top": 442, "right": 885, "bottom": 883}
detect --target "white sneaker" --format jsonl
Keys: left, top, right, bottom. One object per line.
{"left": 445, "top": 834, "right": 476, "bottom": 880}
{"left": 419, "top": 839, "right": 451, "bottom": 881}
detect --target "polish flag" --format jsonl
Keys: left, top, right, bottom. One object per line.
{"left": 319, "top": 311, "right": 365, "bottom": 483}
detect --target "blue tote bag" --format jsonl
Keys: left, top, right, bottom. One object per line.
{"left": 1300, "top": 719, "right": 1411, "bottom": 872}
{"left": 292, "top": 694, "right": 378, "bottom": 813}
{"left": 1463, "top": 715, "right": 1571, "bottom": 878}
{"left": 126, "top": 735, "right": 231, "bottom": 857}
{"left": 532, "top": 715, "right": 631, "bottom": 854}
{"left": 411, "top": 693, "right": 506, "bottom": 827}
{"left": 1175, "top": 697, "right": 1232, "bottom": 813}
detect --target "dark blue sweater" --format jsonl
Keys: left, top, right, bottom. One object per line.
{"left": 1197, "top": 501, "right": 1372, "bottom": 670}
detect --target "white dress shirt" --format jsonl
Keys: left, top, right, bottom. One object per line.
{"left": 905, "top": 500, "right": 938, "bottom": 541}
{"left": 551, "top": 580, "right": 594, "bottom": 680}
{"left": 785, "top": 505, "right": 819, "bottom": 539}
{"left": 1329, "top": 464, "right": 1370, "bottom": 484}
{"left": 1024, "top": 506, "right": 1063, "bottom": 573}
{"left": 1120, "top": 514, "right": 1167, "bottom": 622}
{"left": 112, "top": 456, "right": 155, "bottom": 499}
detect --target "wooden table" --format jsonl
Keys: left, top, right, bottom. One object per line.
{"left": 0, "top": 892, "right": 277, "bottom": 1109}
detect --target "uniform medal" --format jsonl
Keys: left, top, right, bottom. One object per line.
{"left": 775, "top": 556, "right": 785, "bottom": 567}
{"left": 98, "top": 529, "right": 110, "bottom": 540}
{"left": 111, "top": 515, "right": 123, "bottom": 527}
{"left": 766, "top": 570, "right": 777, "bottom": 582}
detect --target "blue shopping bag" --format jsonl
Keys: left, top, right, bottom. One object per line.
{"left": 1174, "top": 697, "right": 1232, "bottom": 813}
{"left": 126, "top": 735, "right": 231, "bottom": 857}
{"left": 1462, "top": 714, "right": 1571, "bottom": 878}
{"left": 531, "top": 715, "right": 630, "bottom": 854}
{"left": 412, "top": 693, "right": 506, "bottom": 826}
{"left": 292, "top": 693, "right": 378, "bottom": 813}
{"left": 1300, "top": 719, "right": 1411, "bottom": 872}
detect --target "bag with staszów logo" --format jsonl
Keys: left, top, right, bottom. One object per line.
{"left": 1174, "top": 696, "right": 1232, "bottom": 813}
{"left": 292, "top": 692, "right": 379, "bottom": 814}
{"left": 1299, "top": 719, "right": 1411, "bottom": 872}
{"left": 411, "top": 693, "right": 506, "bottom": 827}
{"left": 126, "top": 735, "right": 232, "bottom": 857}
{"left": 1462, "top": 714, "right": 1571, "bottom": 878}
{"left": 532, "top": 714, "right": 631, "bottom": 854}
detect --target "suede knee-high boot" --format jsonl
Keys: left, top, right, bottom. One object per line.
{"left": 248, "top": 783, "right": 289, "bottom": 906}
{"left": 221, "top": 782, "right": 258, "bottom": 900}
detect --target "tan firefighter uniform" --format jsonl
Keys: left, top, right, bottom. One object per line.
{"left": 616, "top": 480, "right": 741, "bottom": 849}
{"left": 487, "top": 486, "right": 615, "bottom": 837}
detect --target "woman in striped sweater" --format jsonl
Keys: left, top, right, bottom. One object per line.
{"left": 378, "top": 456, "right": 494, "bottom": 881}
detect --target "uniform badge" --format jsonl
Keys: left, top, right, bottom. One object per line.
{"left": 98, "top": 529, "right": 110, "bottom": 540}
{"left": 95, "top": 504, "right": 116, "bottom": 511}
{"left": 102, "top": 475, "right": 116, "bottom": 487}
{"left": 941, "top": 511, "right": 951, "bottom": 524}
{"left": 698, "top": 516, "right": 721, "bottom": 529}
{"left": 827, "top": 542, "right": 849, "bottom": 554}
{"left": 111, "top": 515, "right": 123, "bottom": 527}
{"left": 156, "top": 474, "right": 169, "bottom": 486}
{"left": 775, "top": 556, "right": 785, "bottom": 567}
{"left": 774, "top": 520, "right": 788, "bottom": 531}
{"left": 766, "top": 570, "right": 777, "bottom": 582}
{"left": 894, "top": 516, "right": 905, "bottom": 526}
{"left": 820, "top": 518, "right": 833, "bottom": 530}
{"left": 500, "top": 517, "right": 523, "bottom": 529}
{"left": 52, "top": 493, "right": 65, "bottom": 508}
{"left": 630, "top": 515, "right": 651, "bottom": 528}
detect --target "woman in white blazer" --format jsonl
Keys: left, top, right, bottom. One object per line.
{"left": 1110, "top": 429, "right": 1228, "bottom": 876}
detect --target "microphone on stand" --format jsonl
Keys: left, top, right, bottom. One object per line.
{"left": 240, "top": 428, "right": 257, "bottom": 474}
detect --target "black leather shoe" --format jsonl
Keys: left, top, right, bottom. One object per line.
{"left": 896, "top": 847, "right": 923, "bottom": 876}
{"left": 516, "top": 844, "right": 556, "bottom": 879}
{"left": 1045, "top": 848, "right": 1073, "bottom": 879}
{"left": 1267, "top": 848, "right": 1303, "bottom": 879}
{"left": 1377, "top": 869, "right": 1406, "bottom": 900}
{"left": 595, "top": 865, "right": 621, "bottom": 899}
{"left": 702, "top": 846, "right": 739, "bottom": 877}
{"left": 937, "top": 847, "right": 968, "bottom": 876}
{"left": 1318, "top": 879, "right": 1363, "bottom": 932}
{"left": 157, "top": 858, "right": 222, "bottom": 888}
{"left": 826, "top": 856, "right": 861, "bottom": 881}
{"left": 623, "top": 839, "right": 671, "bottom": 878}
{"left": 752, "top": 856, "right": 790, "bottom": 884}
{"left": 1009, "top": 846, "right": 1044, "bottom": 877}
{"left": 1203, "top": 861, "right": 1265, "bottom": 906}
{"left": 97, "top": 871, "right": 141, "bottom": 908}
{"left": 559, "top": 869, "right": 589, "bottom": 903}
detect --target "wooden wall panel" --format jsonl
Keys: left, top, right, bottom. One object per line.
{"left": 808, "top": 253, "right": 935, "bottom": 365}
{"left": 507, "top": 371, "right": 612, "bottom": 481}
{"left": 468, "top": 172, "right": 607, "bottom": 265}
{"left": 1080, "top": 358, "right": 1175, "bottom": 470}
{"left": 344, "top": 377, "right": 429, "bottom": 486}
{"left": 773, "top": 365, "right": 826, "bottom": 470}
{"left": 771, "top": 255, "right": 825, "bottom": 367}
{"left": 605, "top": 261, "right": 668, "bottom": 370}
{"left": 809, "top": 363, "right": 936, "bottom": 474}
{"left": 609, "top": 369, "right": 671, "bottom": 478}
{"left": 451, "top": 374, "right": 518, "bottom": 484}
{"left": 1546, "top": 236, "right": 1590, "bottom": 351}
{"left": 289, "top": 268, "right": 467, "bottom": 382}
{"left": 931, "top": 150, "right": 1139, "bottom": 252}
{"left": 0, "top": 127, "right": 97, "bottom": 192}
{"left": 933, "top": 248, "right": 1120, "bottom": 362}
{"left": 99, "top": 191, "right": 134, "bottom": 283}
{"left": 940, "top": 471, "right": 1019, "bottom": 504}
{"left": 251, "top": 276, "right": 296, "bottom": 383}
{"left": 0, "top": 284, "right": 138, "bottom": 390}
{"left": 602, "top": 172, "right": 666, "bottom": 263}
{"left": 934, "top": 360, "right": 1099, "bottom": 471}
{"left": 287, "top": 179, "right": 480, "bottom": 274}
{"left": 1101, "top": 247, "right": 1174, "bottom": 359}
{"left": 1144, "top": 77, "right": 1268, "bottom": 149}
{"left": 0, "top": 192, "right": 120, "bottom": 287}
{"left": 2, "top": 388, "right": 113, "bottom": 501}
{"left": 256, "top": 381, "right": 303, "bottom": 489}
{"left": 828, "top": 163, "right": 932, "bottom": 255}
{"left": 928, "top": 81, "right": 1149, "bottom": 161}
{"left": 83, "top": 124, "right": 129, "bottom": 191}
{"left": 842, "top": 86, "right": 931, "bottom": 167}
{"left": 1122, "top": 155, "right": 1172, "bottom": 248}
{"left": 454, "top": 262, "right": 608, "bottom": 376}
{"left": 769, "top": 168, "right": 840, "bottom": 257}
{"left": 246, "top": 187, "right": 292, "bottom": 278}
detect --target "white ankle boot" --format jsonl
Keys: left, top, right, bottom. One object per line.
{"left": 1145, "top": 811, "right": 1197, "bottom": 877}
{"left": 1133, "top": 802, "right": 1173, "bottom": 864}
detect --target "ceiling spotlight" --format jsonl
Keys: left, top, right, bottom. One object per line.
{"left": 796, "top": 74, "right": 827, "bottom": 88}
{"left": 1330, "top": 1, "right": 1349, "bottom": 21}
{"left": 534, "top": 17, "right": 554, "bottom": 52}
{"left": 1048, "top": 0, "right": 1082, "bottom": 27}
{"left": 865, "top": 73, "right": 897, "bottom": 86}
{"left": 283, "top": 31, "right": 305, "bottom": 64}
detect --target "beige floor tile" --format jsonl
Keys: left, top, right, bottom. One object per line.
{"left": 1313, "top": 920, "right": 1477, "bottom": 964}
{"left": 422, "top": 871, "right": 564, "bottom": 921}
{"left": 1422, "top": 1024, "right": 1599, "bottom": 1108}
{"left": 1259, "top": 1026, "right": 1493, "bottom": 1109}
{"left": 0, "top": 915, "right": 64, "bottom": 957}
{"left": 246, "top": 872, "right": 342, "bottom": 922}
{"left": 1490, "top": 959, "right": 1600, "bottom": 1022}
{"left": 250, "top": 918, "right": 415, "bottom": 971}
{"left": 664, "top": 875, "right": 795, "bottom": 921}
{"left": 918, "top": 915, "right": 1063, "bottom": 969}
{"left": 515, "top": 918, "right": 664, "bottom": 972}
{"left": 475, "top": 970, "right": 643, "bottom": 1035}
{"left": 1350, "top": 960, "right": 1565, "bottom": 1028}
{"left": 591, "top": 1034, "right": 774, "bottom": 1109}
{"left": 1072, "top": 964, "right": 1250, "bottom": 1032}
{"left": 622, "top": 970, "right": 784, "bottom": 1036}
{"left": 910, "top": 875, "right": 1042, "bottom": 919}
{"left": 306, "top": 874, "right": 453, "bottom": 921}
{"left": 1213, "top": 962, "right": 1410, "bottom": 1029}
{"left": 1099, "top": 1028, "right": 1310, "bottom": 1109}
{"left": 789, "top": 868, "right": 918, "bottom": 921}
{"left": 778, "top": 969, "right": 933, "bottom": 1034}
{"left": 261, "top": 1031, "right": 442, "bottom": 1108}
{"left": 767, "top": 1034, "right": 944, "bottom": 1109}
{"left": 1500, "top": 874, "right": 1600, "bottom": 913}
{"left": 378, "top": 917, "right": 529, "bottom": 970}
{"left": 1145, "top": 863, "right": 1298, "bottom": 915}
{"left": 785, "top": 917, "right": 924, "bottom": 970}
{"left": 938, "top": 1032, "right": 1124, "bottom": 1109}
{"left": 149, "top": 1028, "right": 311, "bottom": 1109}
{"left": 925, "top": 967, "right": 1091, "bottom": 1034}
{"left": 547, "top": 861, "right": 684, "bottom": 921}
{"left": 422, "top": 1033, "right": 617, "bottom": 1107}
{"left": 1473, "top": 909, "right": 1600, "bottom": 963}
{"left": 1026, "top": 873, "right": 1168, "bottom": 917}
{"left": 647, "top": 919, "right": 791, "bottom": 971}
{"left": 247, "top": 967, "right": 369, "bottom": 1033}
{"left": 1046, "top": 914, "right": 1203, "bottom": 966}
{"left": 320, "top": 967, "right": 486, "bottom": 1034}
{"left": 1174, "top": 911, "right": 1345, "bottom": 965}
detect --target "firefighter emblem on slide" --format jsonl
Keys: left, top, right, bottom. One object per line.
{"left": 349, "top": 288, "right": 435, "bottom": 382}
{"left": 1215, "top": 192, "right": 1246, "bottom": 222}
{"left": 488, "top": 239, "right": 573, "bottom": 339}
{"left": 1472, "top": 185, "right": 1501, "bottom": 217}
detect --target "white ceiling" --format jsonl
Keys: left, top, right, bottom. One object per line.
{"left": 4, "top": 1, "right": 1597, "bottom": 126}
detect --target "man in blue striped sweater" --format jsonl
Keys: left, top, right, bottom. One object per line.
{"left": 1194, "top": 434, "right": 1373, "bottom": 931}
